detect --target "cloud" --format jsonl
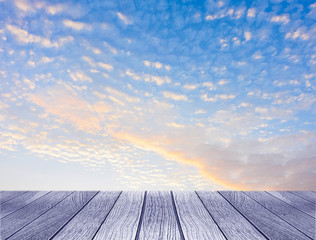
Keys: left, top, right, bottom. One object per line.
{"left": 285, "top": 27, "right": 310, "bottom": 41}
{"left": 126, "top": 70, "right": 171, "bottom": 86}
{"left": 82, "top": 56, "right": 113, "bottom": 71}
{"left": 247, "top": 8, "right": 256, "bottom": 17}
{"left": 112, "top": 127, "right": 316, "bottom": 190}
{"left": 45, "top": 4, "right": 64, "bottom": 15}
{"left": 201, "top": 94, "right": 235, "bottom": 102}
{"left": 6, "top": 24, "right": 73, "bottom": 48}
{"left": 69, "top": 71, "right": 92, "bottom": 82}
{"left": 183, "top": 84, "right": 198, "bottom": 90}
{"left": 14, "top": 0, "right": 34, "bottom": 12}
{"left": 117, "top": 12, "right": 132, "bottom": 25}
{"left": 63, "top": 19, "right": 92, "bottom": 31}
{"left": 271, "top": 14, "right": 290, "bottom": 24}
{"left": 143, "top": 60, "right": 170, "bottom": 70}
{"left": 27, "top": 83, "right": 110, "bottom": 132}
{"left": 163, "top": 91, "right": 188, "bottom": 101}
{"left": 244, "top": 31, "right": 251, "bottom": 41}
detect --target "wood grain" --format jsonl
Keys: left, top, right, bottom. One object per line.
{"left": 244, "top": 191, "right": 314, "bottom": 239}
{"left": 7, "top": 191, "right": 97, "bottom": 240}
{"left": 173, "top": 191, "right": 226, "bottom": 240}
{"left": 290, "top": 191, "right": 316, "bottom": 203}
{"left": 220, "top": 191, "right": 311, "bottom": 240}
{"left": 138, "top": 191, "right": 181, "bottom": 240}
{"left": 0, "top": 191, "right": 27, "bottom": 204}
{"left": 52, "top": 191, "right": 121, "bottom": 240}
{"left": 196, "top": 191, "right": 266, "bottom": 240}
{"left": 268, "top": 191, "right": 315, "bottom": 218}
{"left": 1, "top": 191, "right": 72, "bottom": 239}
{"left": 1, "top": 191, "right": 49, "bottom": 218}
{"left": 93, "top": 191, "right": 144, "bottom": 240}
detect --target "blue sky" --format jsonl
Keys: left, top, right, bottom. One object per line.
{"left": 0, "top": 0, "right": 315, "bottom": 190}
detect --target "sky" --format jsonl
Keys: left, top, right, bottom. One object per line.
{"left": 0, "top": 0, "right": 315, "bottom": 190}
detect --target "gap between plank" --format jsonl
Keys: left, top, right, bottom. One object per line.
{"left": 170, "top": 191, "right": 185, "bottom": 240}
{"left": 91, "top": 191, "right": 123, "bottom": 240}
{"left": 288, "top": 192, "right": 315, "bottom": 204}
{"left": 217, "top": 191, "right": 270, "bottom": 240}
{"left": 243, "top": 191, "right": 313, "bottom": 240}
{"left": 48, "top": 191, "right": 100, "bottom": 240}
{"left": 195, "top": 191, "right": 229, "bottom": 240}
{"left": 1, "top": 192, "right": 28, "bottom": 205}
{"left": 2, "top": 192, "right": 52, "bottom": 220}
{"left": 6, "top": 191, "right": 74, "bottom": 240}
{"left": 134, "top": 191, "right": 147, "bottom": 240}
{"left": 265, "top": 191, "right": 315, "bottom": 219}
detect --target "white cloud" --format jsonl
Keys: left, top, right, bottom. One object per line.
{"left": 143, "top": 60, "right": 169, "bottom": 70}
{"left": 117, "top": 12, "right": 132, "bottom": 25}
{"left": 202, "top": 82, "right": 216, "bottom": 90}
{"left": 271, "top": 14, "right": 290, "bottom": 24}
{"left": 201, "top": 94, "right": 235, "bottom": 102}
{"left": 247, "top": 8, "right": 256, "bottom": 17}
{"left": 126, "top": 70, "right": 171, "bottom": 86}
{"left": 285, "top": 27, "right": 310, "bottom": 41}
{"left": 14, "top": 0, "right": 35, "bottom": 12}
{"left": 183, "top": 84, "right": 198, "bottom": 90}
{"left": 45, "top": 4, "right": 64, "bottom": 15}
{"left": 69, "top": 71, "right": 92, "bottom": 82}
{"left": 63, "top": 19, "right": 92, "bottom": 31}
{"left": 6, "top": 24, "right": 73, "bottom": 48}
{"left": 163, "top": 91, "right": 188, "bottom": 101}
{"left": 244, "top": 31, "right": 252, "bottom": 41}
{"left": 218, "top": 79, "right": 229, "bottom": 85}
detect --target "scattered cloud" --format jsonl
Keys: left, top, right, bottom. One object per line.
{"left": 271, "top": 14, "right": 290, "bottom": 24}
{"left": 63, "top": 19, "right": 92, "bottom": 31}
{"left": 201, "top": 94, "right": 235, "bottom": 102}
{"left": 117, "top": 12, "right": 132, "bottom": 25}
{"left": 163, "top": 91, "right": 188, "bottom": 101}
{"left": 69, "top": 71, "right": 92, "bottom": 82}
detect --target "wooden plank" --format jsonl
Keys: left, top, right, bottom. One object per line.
{"left": 220, "top": 191, "right": 311, "bottom": 240}
{"left": 137, "top": 191, "right": 181, "bottom": 240}
{"left": 290, "top": 191, "right": 316, "bottom": 203}
{"left": 196, "top": 191, "right": 266, "bottom": 240}
{"left": 1, "top": 191, "right": 72, "bottom": 239}
{"left": 173, "top": 191, "right": 226, "bottom": 240}
{"left": 244, "top": 191, "right": 314, "bottom": 239}
{"left": 7, "top": 191, "right": 98, "bottom": 240}
{"left": 51, "top": 191, "right": 121, "bottom": 240}
{"left": 268, "top": 191, "right": 315, "bottom": 218}
{"left": 93, "top": 191, "right": 144, "bottom": 240}
{"left": 0, "top": 191, "right": 27, "bottom": 204}
{"left": 1, "top": 191, "right": 49, "bottom": 218}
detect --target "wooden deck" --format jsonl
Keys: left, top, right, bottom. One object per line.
{"left": 1, "top": 191, "right": 315, "bottom": 240}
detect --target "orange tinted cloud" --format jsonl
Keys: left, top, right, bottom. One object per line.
{"left": 28, "top": 83, "right": 110, "bottom": 132}
{"left": 112, "top": 130, "right": 316, "bottom": 190}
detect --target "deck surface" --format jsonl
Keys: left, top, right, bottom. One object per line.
{"left": 1, "top": 191, "right": 315, "bottom": 240}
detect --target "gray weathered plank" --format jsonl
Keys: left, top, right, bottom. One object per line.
{"left": 173, "top": 191, "right": 226, "bottom": 240}
{"left": 1, "top": 191, "right": 72, "bottom": 239}
{"left": 268, "top": 191, "right": 315, "bottom": 218}
{"left": 196, "top": 191, "right": 266, "bottom": 240}
{"left": 290, "top": 191, "right": 316, "bottom": 203}
{"left": 52, "top": 191, "right": 121, "bottom": 240}
{"left": 7, "top": 191, "right": 97, "bottom": 240}
{"left": 0, "top": 191, "right": 27, "bottom": 204}
{"left": 1, "top": 191, "right": 49, "bottom": 218}
{"left": 93, "top": 191, "right": 144, "bottom": 240}
{"left": 220, "top": 191, "right": 311, "bottom": 240}
{"left": 138, "top": 191, "right": 181, "bottom": 240}
{"left": 244, "top": 191, "right": 314, "bottom": 239}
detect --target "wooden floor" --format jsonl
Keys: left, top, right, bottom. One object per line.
{"left": 0, "top": 191, "right": 315, "bottom": 240}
